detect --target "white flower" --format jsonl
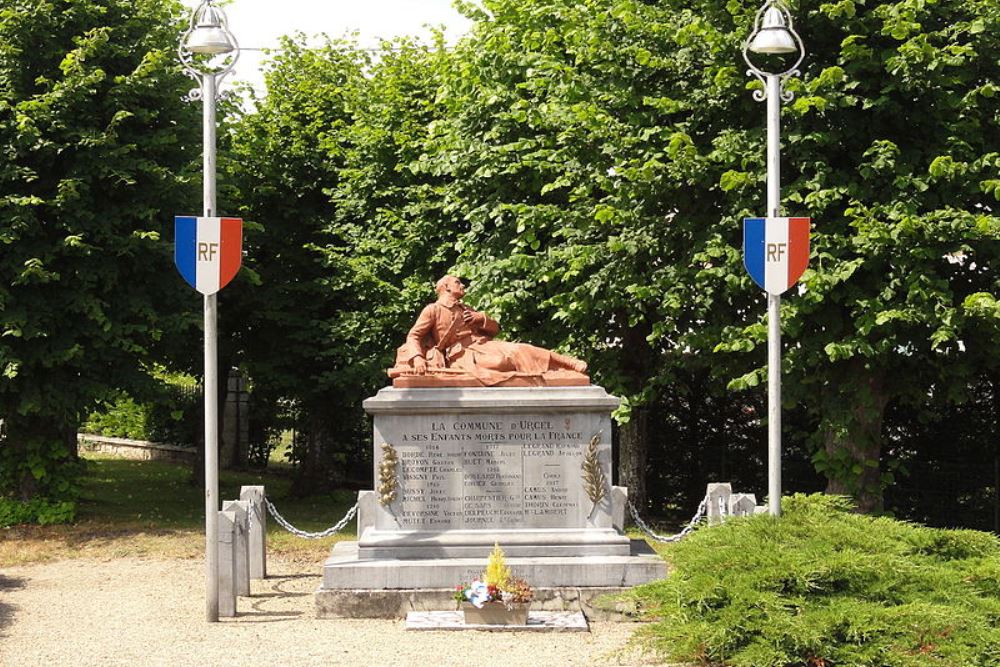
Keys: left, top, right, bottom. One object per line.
{"left": 466, "top": 580, "right": 491, "bottom": 608}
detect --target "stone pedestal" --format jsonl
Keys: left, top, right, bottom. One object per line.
{"left": 317, "top": 385, "right": 667, "bottom": 618}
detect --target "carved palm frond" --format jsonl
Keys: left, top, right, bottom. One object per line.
{"left": 582, "top": 431, "right": 607, "bottom": 507}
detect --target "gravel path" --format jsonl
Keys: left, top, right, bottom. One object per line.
{"left": 0, "top": 557, "right": 659, "bottom": 667}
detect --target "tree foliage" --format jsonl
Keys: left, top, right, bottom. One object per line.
{"left": 225, "top": 36, "right": 454, "bottom": 491}
{"left": 0, "top": 0, "right": 200, "bottom": 500}
{"left": 418, "top": 0, "right": 1000, "bottom": 511}
{"left": 702, "top": 0, "right": 1000, "bottom": 510}
{"left": 226, "top": 0, "right": 998, "bottom": 512}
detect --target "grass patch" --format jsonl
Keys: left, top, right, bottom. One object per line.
{"left": 0, "top": 452, "right": 357, "bottom": 566}
{"left": 628, "top": 494, "right": 1000, "bottom": 667}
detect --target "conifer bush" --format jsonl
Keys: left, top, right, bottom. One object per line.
{"left": 484, "top": 541, "right": 513, "bottom": 590}
{"left": 630, "top": 494, "right": 1000, "bottom": 666}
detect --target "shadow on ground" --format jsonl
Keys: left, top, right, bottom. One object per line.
{"left": 231, "top": 573, "right": 320, "bottom": 623}
{"left": 0, "top": 574, "right": 26, "bottom": 635}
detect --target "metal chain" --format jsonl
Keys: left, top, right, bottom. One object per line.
{"left": 264, "top": 498, "right": 358, "bottom": 539}
{"left": 627, "top": 496, "right": 708, "bottom": 543}
{"left": 265, "top": 495, "right": 709, "bottom": 543}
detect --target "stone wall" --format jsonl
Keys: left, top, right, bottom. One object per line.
{"left": 77, "top": 434, "right": 196, "bottom": 464}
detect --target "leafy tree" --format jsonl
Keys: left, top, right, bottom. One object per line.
{"left": 0, "top": 0, "right": 200, "bottom": 500}
{"left": 226, "top": 36, "right": 454, "bottom": 491}
{"left": 222, "top": 0, "right": 997, "bottom": 514}
{"left": 223, "top": 37, "right": 365, "bottom": 491}
{"left": 704, "top": 0, "right": 1000, "bottom": 511}
{"left": 419, "top": 0, "right": 999, "bottom": 512}
{"left": 419, "top": 0, "right": 717, "bottom": 510}
{"left": 326, "top": 35, "right": 461, "bottom": 369}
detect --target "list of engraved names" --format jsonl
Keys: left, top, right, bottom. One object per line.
{"left": 393, "top": 417, "right": 588, "bottom": 530}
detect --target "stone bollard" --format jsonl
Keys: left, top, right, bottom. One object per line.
{"left": 729, "top": 493, "right": 758, "bottom": 517}
{"left": 356, "top": 490, "right": 376, "bottom": 535}
{"left": 706, "top": 482, "right": 733, "bottom": 525}
{"left": 240, "top": 485, "right": 267, "bottom": 579}
{"left": 611, "top": 486, "right": 628, "bottom": 532}
{"left": 222, "top": 500, "right": 251, "bottom": 597}
{"left": 218, "top": 510, "right": 237, "bottom": 617}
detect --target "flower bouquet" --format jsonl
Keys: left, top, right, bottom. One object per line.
{"left": 454, "top": 542, "right": 534, "bottom": 625}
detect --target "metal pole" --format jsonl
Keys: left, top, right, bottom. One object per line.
{"left": 202, "top": 72, "right": 220, "bottom": 622}
{"left": 766, "top": 73, "right": 782, "bottom": 516}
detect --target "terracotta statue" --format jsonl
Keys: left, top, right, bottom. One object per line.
{"left": 388, "top": 275, "right": 589, "bottom": 388}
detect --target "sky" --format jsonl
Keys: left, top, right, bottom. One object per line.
{"left": 180, "top": 0, "right": 474, "bottom": 91}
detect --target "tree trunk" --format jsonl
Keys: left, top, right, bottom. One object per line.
{"left": 65, "top": 425, "right": 79, "bottom": 462}
{"left": 822, "top": 366, "right": 889, "bottom": 514}
{"left": 190, "top": 418, "right": 205, "bottom": 487}
{"left": 993, "top": 373, "right": 999, "bottom": 534}
{"left": 14, "top": 433, "right": 39, "bottom": 500}
{"left": 618, "top": 319, "right": 654, "bottom": 518}
{"left": 217, "top": 349, "right": 234, "bottom": 469}
{"left": 618, "top": 406, "right": 649, "bottom": 514}
{"left": 3, "top": 416, "right": 77, "bottom": 499}
{"left": 189, "top": 382, "right": 205, "bottom": 486}
{"left": 297, "top": 418, "right": 324, "bottom": 496}
{"left": 291, "top": 411, "right": 345, "bottom": 496}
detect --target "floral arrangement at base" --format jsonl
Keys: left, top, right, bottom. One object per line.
{"left": 454, "top": 542, "right": 534, "bottom": 611}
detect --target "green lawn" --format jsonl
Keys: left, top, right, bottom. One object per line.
{"left": 79, "top": 455, "right": 354, "bottom": 530}
{"left": 1, "top": 452, "right": 358, "bottom": 566}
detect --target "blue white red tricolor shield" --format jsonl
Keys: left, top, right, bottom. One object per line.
{"left": 743, "top": 217, "right": 810, "bottom": 295}
{"left": 174, "top": 216, "right": 242, "bottom": 295}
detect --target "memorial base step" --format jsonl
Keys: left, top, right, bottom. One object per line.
{"left": 316, "top": 539, "right": 667, "bottom": 619}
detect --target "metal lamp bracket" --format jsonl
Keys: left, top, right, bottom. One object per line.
{"left": 177, "top": 0, "right": 241, "bottom": 100}
{"left": 742, "top": 0, "right": 805, "bottom": 102}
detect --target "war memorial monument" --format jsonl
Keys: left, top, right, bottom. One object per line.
{"left": 316, "top": 276, "right": 666, "bottom": 617}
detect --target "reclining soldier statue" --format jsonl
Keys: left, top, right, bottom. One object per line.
{"left": 387, "top": 275, "right": 589, "bottom": 388}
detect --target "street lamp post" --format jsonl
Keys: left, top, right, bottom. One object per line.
{"left": 179, "top": 0, "right": 239, "bottom": 622}
{"left": 743, "top": 1, "right": 804, "bottom": 517}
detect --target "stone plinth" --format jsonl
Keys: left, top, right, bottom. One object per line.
{"left": 362, "top": 385, "right": 626, "bottom": 558}
{"left": 318, "top": 385, "right": 667, "bottom": 617}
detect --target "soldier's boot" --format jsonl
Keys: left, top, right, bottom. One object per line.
{"left": 550, "top": 352, "right": 587, "bottom": 374}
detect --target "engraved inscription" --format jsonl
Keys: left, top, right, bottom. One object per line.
{"left": 387, "top": 416, "right": 596, "bottom": 530}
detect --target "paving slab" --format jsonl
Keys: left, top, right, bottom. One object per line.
{"left": 405, "top": 610, "right": 589, "bottom": 632}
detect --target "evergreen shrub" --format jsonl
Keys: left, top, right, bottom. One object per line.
{"left": 631, "top": 494, "right": 1000, "bottom": 666}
